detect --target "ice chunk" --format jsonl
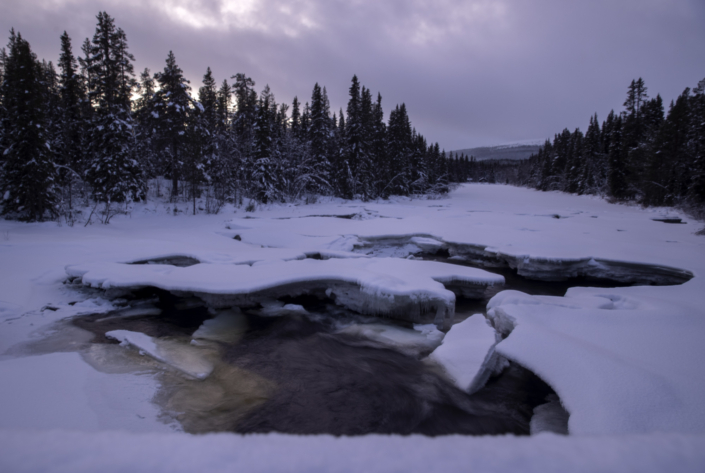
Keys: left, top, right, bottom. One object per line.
{"left": 490, "top": 283, "right": 705, "bottom": 435}
{"left": 192, "top": 309, "right": 247, "bottom": 344}
{"left": 429, "top": 314, "right": 500, "bottom": 394}
{"left": 336, "top": 322, "right": 444, "bottom": 357}
{"left": 409, "top": 236, "right": 445, "bottom": 253}
{"left": 530, "top": 394, "right": 569, "bottom": 435}
{"left": 258, "top": 301, "right": 310, "bottom": 317}
{"left": 67, "top": 257, "right": 504, "bottom": 329}
{"left": 106, "top": 330, "right": 214, "bottom": 380}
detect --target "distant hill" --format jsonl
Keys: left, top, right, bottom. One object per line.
{"left": 451, "top": 142, "right": 542, "bottom": 161}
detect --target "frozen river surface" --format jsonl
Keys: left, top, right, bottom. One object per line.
{"left": 1, "top": 184, "right": 705, "bottom": 472}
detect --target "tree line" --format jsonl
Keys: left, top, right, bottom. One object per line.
{"left": 0, "top": 12, "right": 470, "bottom": 223}
{"left": 519, "top": 77, "right": 705, "bottom": 210}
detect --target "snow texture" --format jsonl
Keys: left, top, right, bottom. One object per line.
{"left": 1, "top": 430, "right": 705, "bottom": 473}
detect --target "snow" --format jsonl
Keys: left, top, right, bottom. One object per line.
{"left": 428, "top": 313, "right": 502, "bottom": 394}
{"left": 487, "top": 283, "right": 705, "bottom": 435}
{"left": 67, "top": 257, "right": 504, "bottom": 328}
{"left": 2, "top": 183, "right": 705, "bottom": 470}
{"left": 1, "top": 430, "right": 704, "bottom": 473}
{"left": 0, "top": 352, "right": 168, "bottom": 432}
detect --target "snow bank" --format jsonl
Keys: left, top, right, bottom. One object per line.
{"left": 1, "top": 430, "right": 704, "bottom": 473}
{"left": 0, "top": 352, "right": 168, "bottom": 432}
{"left": 68, "top": 257, "right": 504, "bottom": 328}
{"left": 487, "top": 283, "right": 705, "bottom": 435}
{"left": 429, "top": 314, "right": 502, "bottom": 394}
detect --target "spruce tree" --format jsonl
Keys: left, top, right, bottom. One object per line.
{"left": 608, "top": 115, "right": 628, "bottom": 199}
{"left": 84, "top": 12, "right": 143, "bottom": 208}
{"left": 385, "top": 104, "right": 412, "bottom": 196}
{"left": 690, "top": 79, "right": 705, "bottom": 204}
{"left": 0, "top": 31, "right": 58, "bottom": 220}
{"left": 57, "top": 31, "right": 87, "bottom": 217}
{"left": 134, "top": 68, "right": 158, "bottom": 181}
{"left": 153, "top": 51, "right": 192, "bottom": 201}
{"left": 290, "top": 96, "right": 301, "bottom": 140}
{"left": 252, "top": 87, "right": 278, "bottom": 203}
{"left": 308, "top": 83, "right": 331, "bottom": 194}
{"left": 370, "top": 93, "right": 387, "bottom": 197}
{"left": 341, "top": 75, "right": 362, "bottom": 199}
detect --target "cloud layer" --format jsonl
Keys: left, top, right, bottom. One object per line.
{"left": 2, "top": 0, "right": 704, "bottom": 149}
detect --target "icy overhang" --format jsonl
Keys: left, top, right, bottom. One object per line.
{"left": 66, "top": 258, "right": 504, "bottom": 328}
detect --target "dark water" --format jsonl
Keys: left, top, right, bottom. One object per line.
{"left": 423, "top": 253, "right": 635, "bottom": 324}
{"left": 69, "top": 288, "right": 558, "bottom": 436}
{"left": 223, "top": 313, "right": 547, "bottom": 436}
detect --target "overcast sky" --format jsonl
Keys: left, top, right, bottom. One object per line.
{"left": 1, "top": 0, "right": 704, "bottom": 150}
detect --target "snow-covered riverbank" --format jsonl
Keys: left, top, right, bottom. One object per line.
{"left": 2, "top": 183, "right": 705, "bottom": 471}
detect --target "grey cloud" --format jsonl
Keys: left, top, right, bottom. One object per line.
{"left": 1, "top": 0, "right": 704, "bottom": 149}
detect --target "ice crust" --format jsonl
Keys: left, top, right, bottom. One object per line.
{"left": 336, "top": 322, "right": 444, "bottom": 357}
{"left": 191, "top": 309, "right": 248, "bottom": 344}
{"left": 531, "top": 394, "right": 570, "bottom": 435}
{"left": 428, "top": 314, "right": 501, "bottom": 394}
{"left": 67, "top": 257, "right": 504, "bottom": 328}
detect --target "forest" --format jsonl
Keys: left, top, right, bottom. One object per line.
{"left": 2, "top": 12, "right": 703, "bottom": 224}
{"left": 0, "top": 12, "right": 479, "bottom": 223}
{"left": 517, "top": 77, "right": 705, "bottom": 212}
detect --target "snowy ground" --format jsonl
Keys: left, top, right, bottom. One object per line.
{"left": 1, "top": 184, "right": 705, "bottom": 471}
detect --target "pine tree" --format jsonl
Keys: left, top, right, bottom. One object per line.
{"left": 133, "top": 68, "right": 158, "bottom": 180}
{"left": 608, "top": 115, "right": 628, "bottom": 199}
{"left": 154, "top": 51, "right": 193, "bottom": 201}
{"left": 56, "top": 31, "right": 87, "bottom": 218}
{"left": 340, "top": 75, "right": 362, "bottom": 199}
{"left": 565, "top": 129, "right": 583, "bottom": 194}
{"left": 290, "top": 96, "right": 301, "bottom": 140}
{"left": 690, "top": 79, "right": 705, "bottom": 204}
{"left": 0, "top": 31, "right": 58, "bottom": 220}
{"left": 370, "top": 93, "right": 387, "bottom": 197}
{"left": 385, "top": 104, "right": 412, "bottom": 196}
{"left": 252, "top": 86, "right": 278, "bottom": 203}
{"left": 358, "top": 86, "right": 373, "bottom": 198}
{"left": 84, "top": 12, "right": 143, "bottom": 209}
{"left": 216, "top": 79, "right": 231, "bottom": 132}
{"left": 308, "top": 83, "right": 331, "bottom": 194}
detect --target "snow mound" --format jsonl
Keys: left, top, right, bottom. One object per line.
{"left": 106, "top": 330, "right": 214, "bottom": 380}
{"left": 428, "top": 314, "right": 502, "bottom": 394}
{"left": 67, "top": 258, "right": 504, "bottom": 328}
{"left": 487, "top": 284, "right": 705, "bottom": 435}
